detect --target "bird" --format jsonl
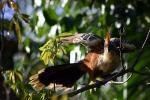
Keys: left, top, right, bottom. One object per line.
{"left": 29, "top": 32, "right": 136, "bottom": 91}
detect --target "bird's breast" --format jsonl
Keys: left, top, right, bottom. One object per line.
{"left": 97, "top": 52, "right": 120, "bottom": 74}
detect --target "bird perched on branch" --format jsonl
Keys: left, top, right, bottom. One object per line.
{"left": 29, "top": 32, "right": 135, "bottom": 90}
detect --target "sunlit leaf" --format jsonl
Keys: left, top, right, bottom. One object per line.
{"left": 39, "top": 37, "right": 64, "bottom": 65}
{"left": 28, "top": 96, "right": 32, "bottom": 100}
{"left": 88, "top": 81, "right": 97, "bottom": 93}
{"left": 40, "top": 50, "right": 51, "bottom": 65}
{"left": 40, "top": 93, "right": 46, "bottom": 100}
{"left": 11, "top": 71, "right": 15, "bottom": 83}
{"left": 11, "top": 84, "right": 17, "bottom": 91}
{"left": 39, "top": 40, "right": 52, "bottom": 51}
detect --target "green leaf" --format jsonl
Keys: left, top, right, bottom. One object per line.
{"left": 14, "top": 19, "right": 22, "bottom": 43}
{"left": 21, "top": 13, "right": 30, "bottom": 23}
{"left": 39, "top": 39, "right": 53, "bottom": 51}
{"left": 40, "top": 50, "right": 52, "bottom": 65}
{"left": 43, "top": 7, "right": 58, "bottom": 26}
{"left": 15, "top": 70, "right": 23, "bottom": 81}
{"left": 39, "top": 36, "right": 66, "bottom": 65}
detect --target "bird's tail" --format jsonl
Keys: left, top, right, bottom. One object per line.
{"left": 29, "top": 62, "right": 86, "bottom": 91}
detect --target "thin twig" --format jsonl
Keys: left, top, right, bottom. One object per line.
{"left": 108, "top": 73, "right": 133, "bottom": 85}
{"left": 141, "top": 30, "right": 150, "bottom": 49}
{"left": 119, "top": 36, "right": 126, "bottom": 70}
{"left": 119, "top": 27, "right": 126, "bottom": 70}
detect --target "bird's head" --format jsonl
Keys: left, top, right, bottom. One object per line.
{"left": 60, "top": 33, "right": 104, "bottom": 47}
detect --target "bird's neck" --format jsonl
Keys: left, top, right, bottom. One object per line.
{"left": 89, "top": 41, "right": 104, "bottom": 52}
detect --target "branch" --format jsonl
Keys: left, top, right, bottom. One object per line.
{"left": 59, "top": 69, "right": 130, "bottom": 97}
{"left": 61, "top": 66, "right": 150, "bottom": 97}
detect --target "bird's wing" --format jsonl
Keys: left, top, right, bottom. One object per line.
{"left": 29, "top": 62, "right": 86, "bottom": 90}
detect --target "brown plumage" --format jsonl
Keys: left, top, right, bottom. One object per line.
{"left": 29, "top": 33, "right": 136, "bottom": 90}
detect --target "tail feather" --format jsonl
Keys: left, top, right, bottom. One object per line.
{"left": 29, "top": 62, "right": 85, "bottom": 90}
{"left": 110, "top": 38, "right": 136, "bottom": 53}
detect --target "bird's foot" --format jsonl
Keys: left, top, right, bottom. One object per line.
{"left": 88, "top": 81, "right": 97, "bottom": 93}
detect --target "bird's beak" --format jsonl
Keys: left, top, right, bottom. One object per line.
{"left": 60, "top": 34, "right": 83, "bottom": 44}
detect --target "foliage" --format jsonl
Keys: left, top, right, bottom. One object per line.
{"left": 39, "top": 36, "right": 63, "bottom": 65}
{"left": 0, "top": 0, "right": 150, "bottom": 100}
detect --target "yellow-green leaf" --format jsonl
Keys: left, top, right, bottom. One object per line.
{"left": 14, "top": 20, "right": 22, "bottom": 43}
{"left": 88, "top": 81, "right": 97, "bottom": 93}
{"left": 15, "top": 71, "right": 23, "bottom": 81}
{"left": 39, "top": 37, "right": 65, "bottom": 65}
{"left": 40, "top": 50, "right": 51, "bottom": 65}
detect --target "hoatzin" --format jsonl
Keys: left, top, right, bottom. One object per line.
{"left": 29, "top": 32, "right": 135, "bottom": 90}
